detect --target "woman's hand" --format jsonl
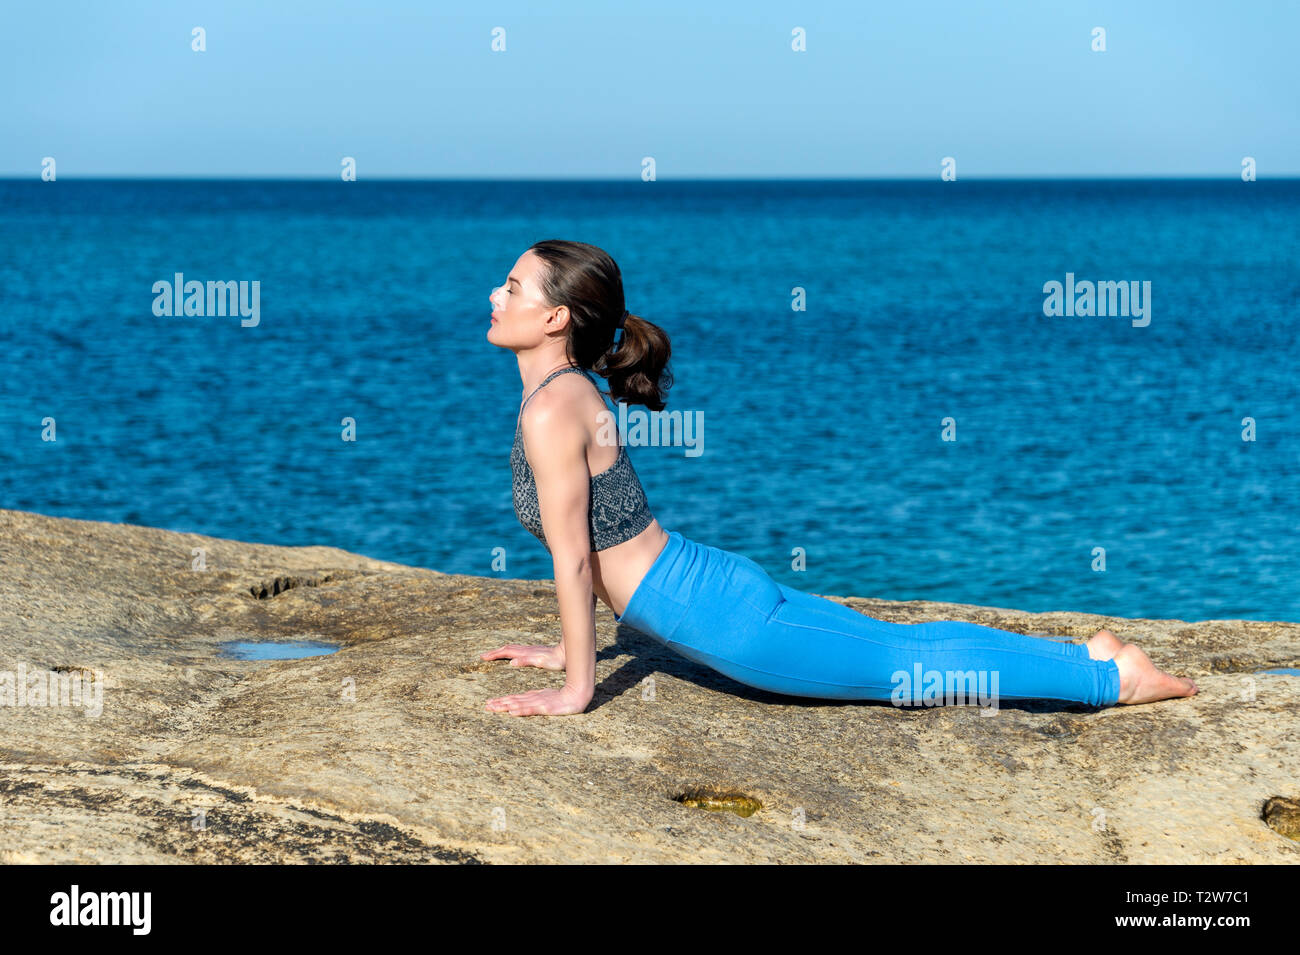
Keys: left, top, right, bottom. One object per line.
{"left": 484, "top": 685, "right": 591, "bottom": 716}
{"left": 479, "top": 643, "right": 565, "bottom": 671}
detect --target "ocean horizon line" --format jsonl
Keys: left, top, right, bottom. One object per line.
{"left": 4, "top": 173, "right": 1298, "bottom": 183}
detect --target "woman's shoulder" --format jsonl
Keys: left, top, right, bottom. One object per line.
{"left": 518, "top": 377, "right": 594, "bottom": 439}
{"left": 522, "top": 370, "right": 601, "bottom": 420}
{"left": 518, "top": 372, "right": 616, "bottom": 463}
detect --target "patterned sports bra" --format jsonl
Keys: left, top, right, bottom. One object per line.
{"left": 511, "top": 366, "right": 654, "bottom": 551}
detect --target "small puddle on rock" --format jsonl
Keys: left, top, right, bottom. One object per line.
{"left": 672, "top": 789, "right": 762, "bottom": 818}
{"left": 1255, "top": 668, "right": 1300, "bottom": 676}
{"left": 218, "top": 639, "right": 341, "bottom": 661}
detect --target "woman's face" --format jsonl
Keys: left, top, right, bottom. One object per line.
{"left": 488, "top": 250, "right": 557, "bottom": 347}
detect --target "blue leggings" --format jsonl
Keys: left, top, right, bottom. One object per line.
{"left": 614, "top": 530, "right": 1121, "bottom": 707}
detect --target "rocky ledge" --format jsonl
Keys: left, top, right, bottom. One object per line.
{"left": 1, "top": 507, "right": 1297, "bottom": 863}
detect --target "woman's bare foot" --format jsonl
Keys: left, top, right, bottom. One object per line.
{"left": 1113, "top": 643, "right": 1199, "bottom": 704}
{"left": 1086, "top": 629, "right": 1124, "bottom": 660}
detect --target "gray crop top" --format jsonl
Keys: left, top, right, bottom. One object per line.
{"left": 511, "top": 366, "right": 654, "bottom": 551}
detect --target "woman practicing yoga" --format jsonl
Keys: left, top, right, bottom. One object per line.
{"left": 481, "top": 239, "right": 1199, "bottom": 717}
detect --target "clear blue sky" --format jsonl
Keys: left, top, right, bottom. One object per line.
{"left": 2, "top": 0, "right": 1296, "bottom": 178}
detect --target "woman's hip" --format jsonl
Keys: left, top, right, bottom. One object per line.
{"left": 614, "top": 531, "right": 784, "bottom": 646}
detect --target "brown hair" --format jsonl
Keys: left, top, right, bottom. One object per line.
{"left": 527, "top": 239, "right": 673, "bottom": 411}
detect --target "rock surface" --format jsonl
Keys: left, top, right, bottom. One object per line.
{"left": 1, "top": 507, "right": 1296, "bottom": 863}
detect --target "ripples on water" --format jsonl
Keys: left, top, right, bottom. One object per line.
{"left": 1, "top": 179, "right": 1296, "bottom": 622}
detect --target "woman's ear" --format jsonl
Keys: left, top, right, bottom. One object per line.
{"left": 546, "top": 303, "right": 571, "bottom": 332}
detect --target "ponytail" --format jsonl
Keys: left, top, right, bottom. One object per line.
{"left": 594, "top": 311, "right": 673, "bottom": 411}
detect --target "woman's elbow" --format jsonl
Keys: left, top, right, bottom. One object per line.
{"left": 550, "top": 546, "right": 592, "bottom": 580}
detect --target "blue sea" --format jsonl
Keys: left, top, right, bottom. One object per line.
{"left": 1, "top": 178, "right": 1296, "bottom": 623}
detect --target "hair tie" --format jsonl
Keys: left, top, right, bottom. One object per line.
{"left": 609, "top": 308, "right": 629, "bottom": 354}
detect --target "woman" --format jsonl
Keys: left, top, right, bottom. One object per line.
{"left": 481, "top": 239, "right": 1199, "bottom": 716}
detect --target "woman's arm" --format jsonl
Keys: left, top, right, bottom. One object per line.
{"left": 534, "top": 404, "right": 597, "bottom": 701}
{"left": 484, "top": 396, "right": 595, "bottom": 716}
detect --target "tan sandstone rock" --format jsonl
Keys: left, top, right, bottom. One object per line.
{"left": 0, "top": 507, "right": 1296, "bottom": 864}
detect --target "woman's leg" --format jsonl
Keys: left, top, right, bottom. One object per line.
{"left": 665, "top": 579, "right": 1122, "bottom": 706}
{"left": 633, "top": 536, "right": 1144, "bottom": 707}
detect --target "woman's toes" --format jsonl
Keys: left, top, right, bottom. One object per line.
{"left": 1114, "top": 644, "right": 1198, "bottom": 704}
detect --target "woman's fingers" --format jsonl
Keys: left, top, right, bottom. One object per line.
{"left": 486, "top": 690, "right": 536, "bottom": 703}
{"left": 484, "top": 687, "right": 586, "bottom": 717}
{"left": 485, "top": 689, "right": 544, "bottom": 714}
{"left": 507, "top": 696, "right": 547, "bottom": 715}
{"left": 480, "top": 644, "right": 558, "bottom": 669}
